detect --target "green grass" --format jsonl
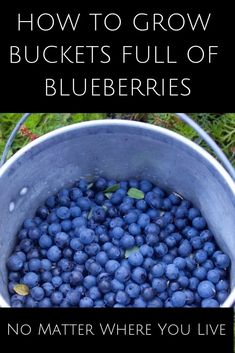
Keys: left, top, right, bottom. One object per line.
{"left": 0, "top": 113, "right": 234, "bottom": 167}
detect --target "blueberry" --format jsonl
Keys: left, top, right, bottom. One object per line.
{"left": 216, "top": 280, "right": 229, "bottom": 291}
{"left": 178, "top": 240, "right": 192, "bottom": 257}
{"left": 38, "top": 234, "right": 53, "bottom": 249}
{"left": 70, "top": 238, "right": 82, "bottom": 251}
{"left": 17, "top": 229, "right": 28, "bottom": 240}
{"left": 138, "top": 213, "right": 150, "bottom": 229}
{"left": 131, "top": 267, "right": 147, "bottom": 284}
{"left": 23, "top": 218, "right": 36, "bottom": 229}
{"left": 87, "top": 261, "right": 102, "bottom": 276}
{"left": 77, "top": 198, "right": 91, "bottom": 211}
{"left": 192, "top": 217, "right": 207, "bottom": 230}
{"left": 115, "top": 290, "right": 130, "bottom": 305}
{"left": 38, "top": 298, "right": 52, "bottom": 307}
{"left": 178, "top": 276, "right": 189, "bottom": 288}
{"left": 165, "top": 264, "right": 179, "bottom": 280}
{"left": 189, "top": 277, "right": 199, "bottom": 291}
{"left": 217, "top": 290, "right": 228, "bottom": 304}
{"left": 27, "top": 248, "right": 40, "bottom": 260}
{"left": 36, "top": 206, "right": 49, "bottom": 220}
{"left": 51, "top": 291, "right": 63, "bottom": 305}
{"left": 22, "top": 272, "right": 39, "bottom": 288}
{"left": 193, "top": 267, "right": 207, "bottom": 281}
{"left": 169, "top": 282, "right": 180, "bottom": 292}
{"left": 203, "top": 242, "right": 215, "bottom": 256}
{"left": 143, "top": 257, "right": 155, "bottom": 271}
{"left": 110, "top": 279, "right": 124, "bottom": 293}
{"left": 128, "top": 223, "right": 141, "bottom": 236}
{"left": 104, "top": 292, "right": 115, "bottom": 307}
{"left": 107, "top": 246, "right": 122, "bottom": 260}
{"left": 141, "top": 287, "right": 155, "bottom": 301}
{"left": 139, "top": 244, "right": 154, "bottom": 258}
{"left": 198, "top": 280, "right": 216, "bottom": 299}
{"left": 183, "top": 289, "right": 195, "bottom": 304}
{"left": 154, "top": 243, "right": 168, "bottom": 257}
{"left": 207, "top": 269, "right": 220, "bottom": 284}
{"left": 95, "top": 251, "right": 108, "bottom": 266}
{"left": 28, "top": 258, "right": 41, "bottom": 272}
{"left": 46, "top": 195, "right": 57, "bottom": 208}
{"left": 83, "top": 275, "right": 96, "bottom": 289}
{"left": 54, "top": 232, "right": 70, "bottom": 248}
{"left": 11, "top": 300, "right": 24, "bottom": 308}
{"left": 79, "top": 228, "right": 95, "bottom": 245}
{"left": 98, "top": 278, "right": 112, "bottom": 294}
{"left": 41, "top": 271, "right": 52, "bottom": 283}
{"left": 173, "top": 257, "right": 186, "bottom": 270}
{"left": 125, "top": 282, "right": 140, "bottom": 298}
{"left": 42, "top": 282, "right": 54, "bottom": 296}
{"left": 88, "top": 286, "right": 102, "bottom": 300}
{"left": 201, "top": 298, "right": 219, "bottom": 307}
{"left": 72, "top": 217, "right": 87, "bottom": 229}
{"left": 115, "top": 266, "right": 131, "bottom": 283}
{"left": 7, "top": 254, "right": 24, "bottom": 271}
{"left": 195, "top": 249, "right": 207, "bottom": 264}
{"left": 140, "top": 180, "right": 153, "bottom": 192}
{"left": 214, "top": 253, "right": 230, "bottom": 269}
{"left": 8, "top": 272, "right": 21, "bottom": 282}
{"left": 47, "top": 246, "right": 61, "bottom": 262}
{"left": 133, "top": 297, "right": 147, "bottom": 307}
{"left": 147, "top": 298, "right": 163, "bottom": 307}
{"left": 69, "top": 270, "right": 83, "bottom": 287}
{"left": 171, "top": 291, "right": 186, "bottom": 307}
{"left": 70, "top": 188, "right": 83, "bottom": 201}
{"left": 111, "top": 227, "right": 124, "bottom": 239}
{"left": 203, "top": 259, "right": 214, "bottom": 271}
{"left": 28, "top": 227, "right": 41, "bottom": 240}
{"left": 41, "top": 259, "right": 52, "bottom": 271}
{"left": 48, "top": 223, "right": 62, "bottom": 236}
{"left": 128, "top": 252, "right": 144, "bottom": 267}
{"left": 200, "top": 230, "right": 212, "bottom": 242}
{"left": 136, "top": 199, "right": 147, "bottom": 211}
{"left": 169, "top": 193, "right": 182, "bottom": 205}
{"left": 25, "top": 296, "right": 38, "bottom": 307}
{"left": 95, "top": 177, "right": 108, "bottom": 191}
{"left": 151, "top": 263, "right": 165, "bottom": 278}
{"left": 162, "top": 254, "right": 174, "bottom": 264}
{"left": 152, "top": 278, "right": 167, "bottom": 293}
{"left": 146, "top": 234, "right": 159, "bottom": 246}
{"left": 51, "top": 276, "right": 63, "bottom": 288}
{"left": 30, "top": 286, "right": 45, "bottom": 301}
{"left": 165, "top": 235, "right": 177, "bottom": 248}
{"left": 188, "top": 208, "right": 201, "bottom": 220}
{"left": 119, "top": 234, "right": 135, "bottom": 249}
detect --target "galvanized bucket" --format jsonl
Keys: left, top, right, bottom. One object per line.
{"left": 0, "top": 114, "right": 234, "bottom": 307}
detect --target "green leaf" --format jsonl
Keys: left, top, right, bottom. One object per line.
{"left": 105, "top": 193, "right": 112, "bottom": 199}
{"left": 13, "top": 284, "right": 29, "bottom": 296}
{"left": 104, "top": 184, "right": 120, "bottom": 193}
{"left": 87, "top": 183, "right": 94, "bottom": 190}
{"left": 102, "top": 205, "right": 108, "bottom": 212}
{"left": 125, "top": 246, "right": 140, "bottom": 259}
{"left": 127, "top": 188, "right": 144, "bottom": 199}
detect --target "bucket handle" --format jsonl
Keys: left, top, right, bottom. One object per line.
{"left": 0, "top": 112, "right": 235, "bottom": 307}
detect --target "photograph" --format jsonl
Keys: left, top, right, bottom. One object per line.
{"left": 0, "top": 113, "right": 234, "bottom": 309}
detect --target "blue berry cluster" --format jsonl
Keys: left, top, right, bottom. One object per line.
{"left": 7, "top": 178, "right": 230, "bottom": 307}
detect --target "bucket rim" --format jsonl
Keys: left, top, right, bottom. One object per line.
{"left": 0, "top": 119, "right": 234, "bottom": 193}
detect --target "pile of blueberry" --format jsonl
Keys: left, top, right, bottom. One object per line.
{"left": 7, "top": 178, "right": 230, "bottom": 308}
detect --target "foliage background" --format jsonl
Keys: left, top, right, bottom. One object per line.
{"left": 0, "top": 113, "right": 234, "bottom": 167}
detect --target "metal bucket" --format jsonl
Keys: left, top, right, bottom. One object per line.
{"left": 0, "top": 116, "right": 234, "bottom": 307}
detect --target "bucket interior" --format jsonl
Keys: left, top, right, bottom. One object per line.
{"left": 0, "top": 121, "right": 234, "bottom": 306}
